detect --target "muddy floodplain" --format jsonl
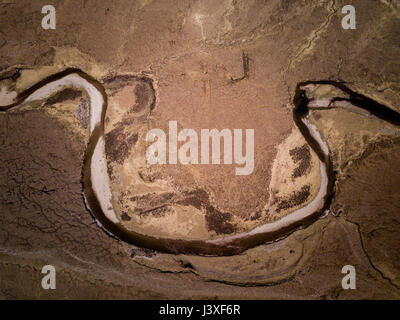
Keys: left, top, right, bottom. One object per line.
{"left": 0, "top": 0, "right": 399, "bottom": 299}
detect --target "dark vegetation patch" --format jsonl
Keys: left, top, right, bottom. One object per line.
{"left": 130, "top": 247, "right": 157, "bottom": 258}
{"left": 138, "top": 169, "right": 158, "bottom": 183}
{"left": 129, "top": 192, "right": 177, "bottom": 217}
{"left": 120, "top": 211, "right": 131, "bottom": 221}
{"left": 137, "top": 205, "right": 169, "bottom": 217}
{"left": 179, "top": 189, "right": 236, "bottom": 235}
{"left": 74, "top": 96, "right": 89, "bottom": 128}
{"left": 205, "top": 206, "right": 236, "bottom": 235}
{"left": 178, "top": 259, "right": 195, "bottom": 270}
{"left": 178, "top": 189, "right": 209, "bottom": 210}
{"left": 138, "top": 77, "right": 156, "bottom": 111}
{"left": 290, "top": 144, "right": 311, "bottom": 179}
{"left": 130, "top": 192, "right": 176, "bottom": 209}
{"left": 128, "top": 188, "right": 236, "bottom": 234}
{"left": 276, "top": 185, "right": 311, "bottom": 212}
{"left": 104, "top": 76, "right": 156, "bottom": 167}
{"left": 353, "top": 136, "right": 400, "bottom": 167}
{"left": 102, "top": 74, "right": 156, "bottom": 112}
{"left": 313, "top": 112, "right": 322, "bottom": 120}
{"left": 105, "top": 124, "right": 138, "bottom": 164}
{"left": 45, "top": 88, "right": 82, "bottom": 106}
{"left": 120, "top": 117, "right": 135, "bottom": 126}
{"left": 131, "top": 81, "right": 154, "bottom": 113}
{"left": 0, "top": 68, "right": 21, "bottom": 81}
{"left": 34, "top": 48, "right": 55, "bottom": 66}
{"left": 102, "top": 74, "right": 137, "bottom": 94}
{"left": 249, "top": 210, "right": 262, "bottom": 221}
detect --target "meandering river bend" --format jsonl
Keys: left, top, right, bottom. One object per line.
{"left": 1, "top": 69, "right": 399, "bottom": 255}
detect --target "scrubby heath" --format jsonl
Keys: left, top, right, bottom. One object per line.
{"left": 1, "top": 67, "right": 398, "bottom": 256}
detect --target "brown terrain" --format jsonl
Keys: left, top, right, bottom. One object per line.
{"left": 0, "top": 0, "right": 399, "bottom": 299}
